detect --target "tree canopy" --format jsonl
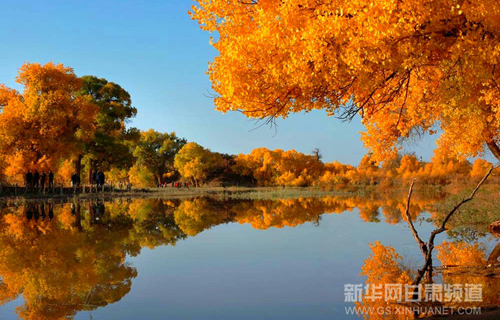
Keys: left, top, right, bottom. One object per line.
{"left": 133, "top": 129, "right": 187, "bottom": 184}
{"left": 190, "top": 0, "right": 500, "bottom": 161}
{"left": 0, "top": 62, "right": 98, "bottom": 178}
{"left": 174, "top": 142, "right": 222, "bottom": 186}
{"left": 78, "top": 75, "right": 138, "bottom": 175}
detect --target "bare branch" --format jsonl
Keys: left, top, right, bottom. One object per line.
{"left": 404, "top": 179, "right": 427, "bottom": 257}
{"left": 401, "top": 164, "right": 499, "bottom": 293}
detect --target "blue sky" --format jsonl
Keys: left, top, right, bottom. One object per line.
{"left": 0, "top": 0, "right": 437, "bottom": 165}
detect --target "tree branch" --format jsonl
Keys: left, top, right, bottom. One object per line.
{"left": 404, "top": 179, "right": 427, "bottom": 257}
{"left": 487, "top": 141, "right": 500, "bottom": 162}
{"left": 404, "top": 164, "right": 498, "bottom": 287}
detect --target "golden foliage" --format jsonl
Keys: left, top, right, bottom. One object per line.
{"left": 436, "top": 241, "right": 486, "bottom": 266}
{"left": 470, "top": 158, "right": 493, "bottom": 179}
{"left": 233, "top": 148, "right": 323, "bottom": 186}
{"left": 57, "top": 160, "right": 74, "bottom": 187}
{"left": 174, "top": 142, "right": 223, "bottom": 186}
{"left": 128, "top": 164, "right": 156, "bottom": 188}
{"left": 358, "top": 241, "right": 412, "bottom": 319}
{"left": 191, "top": 0, "right": 500, "bottom": 161}
{"left": 0, "top": 62, "right": 98, "bottom": 181}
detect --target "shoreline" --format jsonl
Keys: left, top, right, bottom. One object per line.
{"left": 0, "top": 186, "right": 339, "bottom": 201}
{"left": 0, "top": 184, "right": 448, "bottom": 201}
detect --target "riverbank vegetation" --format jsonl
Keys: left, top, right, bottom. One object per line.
{"left": 0, "top": 62, "right": 498, "bottom": 192}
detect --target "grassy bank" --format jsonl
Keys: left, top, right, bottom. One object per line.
{"left": 0, "top": 186, "right": 334, "bottom": 201}
{"left": 0, "top": 183, "right": 451, "bottom": 201}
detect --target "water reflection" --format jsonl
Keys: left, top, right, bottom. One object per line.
{"left": 357, "top": 240, "right": 500, "bottom": 319}
{"left": 0, "top": 193, "right": 496, "bottom": 319}
{"left": 0, "top": 202, "right": 140, "bottom": 319}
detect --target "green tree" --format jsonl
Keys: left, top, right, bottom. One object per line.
{"left": 77, "top": 76, "right": 138, "bottom": 182}
{"left": 133, "top": 129, "right": 187, "bottom": 185}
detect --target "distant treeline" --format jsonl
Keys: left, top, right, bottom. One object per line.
{"left": 0, "top": 62, "right": 495, "bottom": 188}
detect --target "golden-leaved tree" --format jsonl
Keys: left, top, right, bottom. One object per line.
{"left": 191, "top": 0, "right": 500, "bottom": 162}
{"left": 233, "top": 148, "right": 324, "bottom": 186}
{"left": 174, "top": 142, "right": 223, "bottom": 186}
{"left": 0, "top": 62, "right": 98, "bottom": 183}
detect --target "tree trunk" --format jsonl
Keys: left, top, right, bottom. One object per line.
{"left": 74, "top": 202, "right": 83, "bottom": 232}
{"left": 73, "top": 155, "right": 83, "bottom": 178}
{"left": 87, "top": 159, "right": 97, "bottom": 185}
{"left": 487, "top": 141, "right": 500, "bottom": 162}
{"left": 487, "top": 243, "right": 500, "bottom": 264}
{"left": 157, "top": 168, "right": 164, "bottom": 186}
{"left": 88, "top": 160, "right": 92, "bottom": 185}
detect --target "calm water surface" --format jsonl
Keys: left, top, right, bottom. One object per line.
{"left": 0, "top": 195, "right": 496, "bottom": 319}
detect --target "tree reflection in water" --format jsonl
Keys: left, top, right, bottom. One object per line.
{"left": 0, "top": 193, "right": 495, "bottom": 319}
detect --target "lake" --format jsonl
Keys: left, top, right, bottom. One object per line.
{"left": 0, "top": 194, "right": 497, "bottom": 319}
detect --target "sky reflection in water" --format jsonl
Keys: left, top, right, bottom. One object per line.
{"left": 0, "top": 195, "right": 496, "bottom": 320}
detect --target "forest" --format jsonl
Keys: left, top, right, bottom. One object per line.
{"left": 0, "top": 62, "right": 496, "bottom": 190}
